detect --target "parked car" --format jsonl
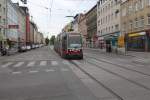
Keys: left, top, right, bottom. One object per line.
{"left": 26, "top": 45, "right": 31, "bottom": 50}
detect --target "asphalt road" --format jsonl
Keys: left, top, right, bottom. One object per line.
{"left": 0, "top": 46, "right": 98, "bottom": 100}
{"left": 1, "top": 46, "right": 150, "bottom": 100}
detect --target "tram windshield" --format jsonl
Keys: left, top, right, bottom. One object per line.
{"left": 68, "top": 35, "right": 82, "bottom": 48}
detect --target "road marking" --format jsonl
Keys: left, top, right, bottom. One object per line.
{"left": 40, "top": 61, "right": 47, "bottom": 66}
{"left": 12, "top": 71, "right": 22, "bottom": 74}
{"left": 61, "top": 68, "right": 69, "bottom": 72}
{"left": 1, "top": 62, "right": 13, "bottom": 68}
{"left": 29, "top": 70, "right": 39, "bottom": 73}
{"left": 45, "top": 69, "right": 55, "bottom": 72}
{"left": 62, "top": 60, "right": 71, "bottom": 66}
{"left": 13, "top": 62, "right": 24, "bottom": 68}
{"left": 51, "top": 61, "right": 58, "bottom": 66}
{"left": 27, "top": 61, "right": 36, "bottom": 67}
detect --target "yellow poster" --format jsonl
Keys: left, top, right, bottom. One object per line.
{"left": 118, "top": 35, "right": 125, "bottom": 48}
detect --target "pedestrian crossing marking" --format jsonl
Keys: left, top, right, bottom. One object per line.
{"left": 27, "top": 61, "right": 36, "bottom": 67}
{"left": 13, "top": 62, "right": 24, "bottom": 68}
{"left": 51, "top": 61, "right": 58, "bottom": 66}
{"left": 40, "top": 61, "right": 47, "bottom": 66}
{"left": 61, "top": 68, "right": 69, "bottom": 72}
{"left": 29, "top": 70, "right": 39, "bottom": 73}
{"left": 1, "top": 60, "right": 64, "bottom": 68}
{"left": 1, "top": 62, "right": 13, "bottom": 68}
{"left": 45, "top": 69, "right": 55, "bottom": 72}
{"left": 12, "top": 71, "right": 22, "bottom": 74}
{"left": 62, "top": 60, "right": 71, "bottom": 66}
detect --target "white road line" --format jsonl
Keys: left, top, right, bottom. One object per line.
{"left": 62, "top": 60, "right": 71, "bottom": 66}
{"left": 13, "top": 62, "right": 24, "bottom": 68}
{"left": 61, "top": 68, "right": 69, "bottom": 72}
{"left": 45, "top": 69, "right": 55, "bottom": 72}
{"left": 29, "top": 70, "right": 39, "bottom": 73}
{"left": 40, "top": 61, "right": 47, "bottom": 66}
{"left": 1, "top": 62, "right": 13, "bottom": 68}
{"left": 12, "top": 71, "right": 22, "bottom": 74}
{"left": 51, "top": 61, "right": 58, "bottom": 66}
{"left": 27, "top": 61, "right": 36, "bottom": 67}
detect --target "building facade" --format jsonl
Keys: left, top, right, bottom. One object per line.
{"left": 121, "top": 0, "right": 150, "bottom": 52}
{"left": 20, "top": 7, "right": 30, "bottom": 46}
{"left": 97, "top": 0, "right": 121, "bottom": 52}
{"left": 29, "top": 21, "right": 35, "bottom": 46}
{"left": 7, "top": 0, "right": 19, "bottom": 49}
{"left": 78, "top": 13, "right": 87, "bottom": 47}
{"left": 86, "top": 5, "right": 97, "bottom": 48}
{"left": 14, "top": 4, "right": 26, "bottom": 51}
{"left": 72, "top": 14, "right": 80, "bottom": 32}
{"left": 0, "top": 0, "right": 7, "bottom": 49}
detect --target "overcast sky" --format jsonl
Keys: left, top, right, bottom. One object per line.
{"left": 12, "top": 0, "right": 97, "bottom": 38}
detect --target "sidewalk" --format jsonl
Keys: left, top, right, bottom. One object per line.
{"left": 126, "top": 51, "right": 150, "bottom": 65}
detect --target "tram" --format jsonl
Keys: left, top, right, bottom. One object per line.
{"left": 54, "top": 32, "right": 83, "bottom": 59}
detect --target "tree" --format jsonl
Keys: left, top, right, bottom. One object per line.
{"left": 45, "top": 37, "right": 50, "bottom": 46}
{"left": 50, "top": 35, "right": 55, "bottom": 45}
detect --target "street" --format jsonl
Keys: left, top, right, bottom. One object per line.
{"left": 0, "top": 46, "right": 150, "bottom": 100}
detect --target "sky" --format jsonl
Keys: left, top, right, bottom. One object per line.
{"left": 12, "top": 0, "right": 98, "bottom": 38}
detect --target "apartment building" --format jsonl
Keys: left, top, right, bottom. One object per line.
{"left": 121, "top": 0, "right": 150, "bottom": 52}
{"left": 0, "top": 0, "right": 7, "bottom": 49}
{"left": 86, "top": 5, "right": 97, "bottom": 48}
{"left": 97, "top": 0, "right": 121, "bottom": 51}
{"left": 14, "top": 3, "right": 26, "bottom": 51}
{"left": 7, "top": 0, "right": 19, "bottom": 49}
{"left": 78, "top": 14, "right": 87, "bottom": 46}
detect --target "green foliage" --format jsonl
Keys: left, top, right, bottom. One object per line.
{"left": 50, "top": 35, "right": 56, "bottom": 45}
{"left": 45, "top": 37, "right": 50, "bottom": 46}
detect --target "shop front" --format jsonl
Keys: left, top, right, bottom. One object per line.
{"left": 127, "top": 31, "right": 148, "bottom": 52}
{"left": 98, "top": 37, "right": 105, "bottom": 49}
{"left": 103, "top": 32, "right": 120, "bottom": 53}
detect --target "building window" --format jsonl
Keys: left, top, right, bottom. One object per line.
{"left": 3, "top": 7, "right": 5, "bottom": 14}
{"left": 122, "top": 8, "right": 126, "bottom": 16}
{"left": 135, "top": 2, "right": 138, "bottom": 11}
{"left": 129, "top": 20, "right": 133, "bottom": 30}
{"left": 112, "top": 26, "right": 114, "bottom": 32}
{"left": 0, "top": 17, "right": 1, "bottom": 23}
{"left": 123, "top": 22, "right": 126, "bottom": 32}
{"left": 148, "top": 15, "right": 150, "bottom": 25}
{"left": 149, "top": 0, "right": 150, "bottom": 5}
{"left": 98, "top": 20, "right": 100, "bottom": 26}
{"left": 3, "top": 19, "right": 5, "bottom": 24}
{"left": 115, "top": 9, "right": 119, "bottom": 18}
{"left": 135, "top": 18, "right": 138, "bottom": 28}
{"left": 0, "top": 4, "right": 2, "bottom": 12}
{"left": 115, "top": 24, "right": 119, "bottom": 31}
{"left": 128, "top": 5, "right": 133, "bottom": 14}
{"left": 140, "top": 17, "right": 144, "bottom": 27}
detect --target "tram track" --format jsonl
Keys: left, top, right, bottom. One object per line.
{"left": 69, "top": 60, "right": 124, "bottom": 100}
{"left": 85, "top": 58, "right": 150, "bottom": 92}
{"left": 84, "top": 54, "right": 150, "bottom": 77}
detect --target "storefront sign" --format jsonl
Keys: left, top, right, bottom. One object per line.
{"left": 129, "top": 32, "right": 146, "bottom": 37}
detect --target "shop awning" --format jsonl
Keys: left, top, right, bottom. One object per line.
{"left": 128, "top": 32, "right": 146, "bottom": 37}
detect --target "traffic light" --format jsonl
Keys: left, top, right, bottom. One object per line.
{"left": 20, "top": 0, "right": 27, "bottom": 4}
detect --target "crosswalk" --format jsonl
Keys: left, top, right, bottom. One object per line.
{"left": 0, "top": 60, "right": 65, "bottom": 68}
{"left": 0, "top": 60, "right": 73, "bottom": 75}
